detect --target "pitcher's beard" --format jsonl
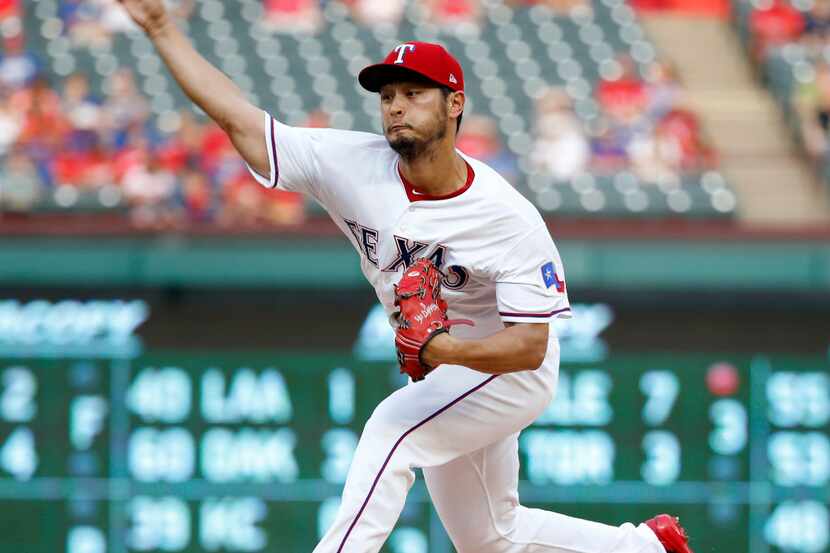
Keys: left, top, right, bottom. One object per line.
{"left": 387, "top": 116, "right": 448, "bottom": 162}
{"left": 389, "top": 136, "right": 425, "bottom": 161}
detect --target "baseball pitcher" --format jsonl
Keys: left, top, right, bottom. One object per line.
{"left": 117, "top": 1, "right": 693, "bottom": 552}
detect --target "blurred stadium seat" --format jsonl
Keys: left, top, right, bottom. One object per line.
{"left": 733, "top": 0, "right": 830, "bottom": 192}
{"left": 2, "top": 0, "right": 742, "bottom": 226}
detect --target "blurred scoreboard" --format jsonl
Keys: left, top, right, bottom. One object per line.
{"left": 0, "top": 300, "right": 828, "bottom": 553}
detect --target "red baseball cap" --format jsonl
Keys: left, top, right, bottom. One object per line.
{"left": 359, "top": 41, "right": 465, "bottom": 93}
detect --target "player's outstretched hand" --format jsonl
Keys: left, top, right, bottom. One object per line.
{"left": 117, "top": 0, "right": 170, "bottom": 37}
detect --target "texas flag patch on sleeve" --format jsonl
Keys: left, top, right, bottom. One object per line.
{"left": 541, "top": 261, "right": 565, "bottom": 293}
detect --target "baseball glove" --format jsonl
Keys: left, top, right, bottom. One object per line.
{"left": 393, "top": 258, "right": 473, "bottom": 381}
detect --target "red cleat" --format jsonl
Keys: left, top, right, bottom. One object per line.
{"left": 644, "top": 514, "right": 693, "bottom": 553}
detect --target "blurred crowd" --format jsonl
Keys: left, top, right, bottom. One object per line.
{"left": 747, "top": 0, "right": 830, "bottom": 163}
{"left": 263, "top": 0, "right": 592, "bottom": 31}
{"left": 530, "top": 54, "right": 713, "bottom": 182}
{"left": 0, "top": 67, "right": 304, "bottom": 227}
{"left": 1, "top": 0, "right": 305, "bottom": 228}
{"left": 0, "top": 0, "right": 714, "bottom": 227}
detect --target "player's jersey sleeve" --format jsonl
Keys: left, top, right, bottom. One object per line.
{"left": 493, "top": 224, "right": 572, "bottom": 324}
{"left": 244, "top": 111, "right": 326, "bottom": 199}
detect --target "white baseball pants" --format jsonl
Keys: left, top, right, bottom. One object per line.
{"left": 312, "top": 338, "right": 665, "bottom": 553}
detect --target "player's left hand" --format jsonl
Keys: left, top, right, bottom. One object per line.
{"left": 393, "top": 259, "right": 473, "bottom": 381}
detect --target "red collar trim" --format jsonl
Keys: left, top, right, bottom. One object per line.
{"left": 397, "top": 160, "right": 475, "bottom": 202}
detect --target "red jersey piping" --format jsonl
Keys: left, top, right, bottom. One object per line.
{"left": 397, "top": 160, "right": 475, "bottom": 202}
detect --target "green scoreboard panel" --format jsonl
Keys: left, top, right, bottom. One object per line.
{"left": 0, "top": 298, "right": 827, "bottom": 553}
{"left": 0, "top": 350, "right": 828, "bottom": 553}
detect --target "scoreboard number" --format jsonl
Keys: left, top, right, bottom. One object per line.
{"left": 127, "top": 367, "right": 191, "bottom": 423}
{"left": 641, "top": 430, "right": 680, "bottom": 485}
{"left": 128, "top": 427, "right": 195, "bottom": 482}
{"left": 321, "top": 428, "right": 358, "bottom": 484}
{"left": 0, "top": 427, "right": 37, "bottom": 480}
{"left": 765, "top": 500, "right": 829, "bottom": 553}
{"left": 639, "top": 371, "right": 678, "bottom": 426}
{"left": 708, "top": 399, "right": 747, "bottom": 456}
{"left": 127, "top": 496, "right": 190, "bottom": 551}
{"left": 67, "top": 526, "right": 106, "bottom": 553}
{"left": 767, "top": 372, "right": 830, "bottom": 428}
{"left": 1, "top": 366, "right": 37, "bottom": 422}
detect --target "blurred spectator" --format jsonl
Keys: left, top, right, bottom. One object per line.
{"left": 221, "top": 172, "right": 304, "bottom": 226}
{"left": 263, "top": 186, "right": 305, "bottom": 224}
{"left": 345, "top": 0, "right": 405, "bottom": 26}
{"left": 458, "top": 114, "right": 519, "bottom": 185}
{"left": 12, "top": 76, "right": 69, "bottom": 184}
{"left": 262, "top": 0, "right": 322, "bottom": 33}
{"left": 156, "top": 110, "right": 207, "bottom": 173}
{"left": 749, "top": 0, "right": 804, "bottom": 61}
{"left": 0, "top": 147, "right": 44, "bottom": 212}
{"left": 628, "top": 109, "right": 712, "bottom": 180}
{"left": 200, "top": 121, "right": 237, "bottom": 176}
{"left": 62, "top": 72, "right": 104, "bottom": 152}
{"left": 597, "top": 54, "right": 648, "bottom": 125}
{"left": 53, "top": 136, "right": 113, "bottom": 188}
{"left": 531, "top": 87, "right": 590, "bottom": 180}
{"left": 219, "top": 173, "right": 257, "bottom": 226}
{"left": 59, "top": 0, "right": 113, "bottom": 48}
{"left": 0, "top": 0, "right": 20, "bottom": 22}
{"left": 176, "top": 168, "right": 214, "bottom": 223}
{"left": 644, "top": 60, "right": 683, "bottom": 121}
{"left": 122, "top": 150, "right": 177, "bottom": 228}
{"left": 795, "top": 61, "right": 830, "bottom": 160}
{"left": 590, "top": 121, "right": 630, "bottom": 173}
{"left": 508, "top": 0, "right": 593, "bottom": 17}
{"left": 805, "top": 0, "right": 830, "bottom": 34}
{"left": 627, "top": 126, "right": 678, "bottom": 182}
{"left": 303, "top": 108, "right": 332, "bottom": 128}
{"left": 0, "top": 94, "right": 22, "bottom": 155}
{"left": 801, "top": 0, "right": 830, "bottom": 52}
{"left": 424, "top": 0, "right": 482, "bottom": 29}
{"left": 101, "top": 69, "right": 151, "bottom": 149}
{"left": 0, "top": 0, "right": 22, "bottom": 46}
{"left": 59, "top": 0, "right": 193, "bottom": 46}
{"left": 0, "top": 40, "right": 39, "bottom": 89}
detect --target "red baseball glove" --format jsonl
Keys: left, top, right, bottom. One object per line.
{"left": 393, "top": 259, "right": 473, "bottom": 381}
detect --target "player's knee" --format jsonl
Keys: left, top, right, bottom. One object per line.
{"left": 362, "top": 408, "right": 407, "bottom": 445}
{"left": 454, "top": 532, "right": 513, "bottom": 553}
{"left": 449, "top": 506, "right": 521, "bottom": 553}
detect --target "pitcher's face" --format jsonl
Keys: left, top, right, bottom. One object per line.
{"left": 380, "top": 82, "right": 449, "bottom": 161}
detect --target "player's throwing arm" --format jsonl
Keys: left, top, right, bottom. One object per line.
{"left": 116, "top": 0, "right": 270, "bottom": 178}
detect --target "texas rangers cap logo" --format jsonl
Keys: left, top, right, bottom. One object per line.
{"left": 393, "top": 43, "right": 416, "bottom": 64}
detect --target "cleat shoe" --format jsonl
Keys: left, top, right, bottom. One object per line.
{"left": 644, "top": 514, "right": 693, "bottom": 553}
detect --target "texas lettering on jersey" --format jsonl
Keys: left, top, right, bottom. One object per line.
{"left": 344, "top": 218, "right": 470, "bottom": 290}
{"left": 246, "top": 114, "right": 571, "bottom": 327}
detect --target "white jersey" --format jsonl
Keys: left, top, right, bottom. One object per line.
{"left": 247, "top": 111, "right": 571, "bottom": 341}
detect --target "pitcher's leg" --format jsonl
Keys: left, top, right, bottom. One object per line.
{"left": 313, "top": 363, "right": 558, "bottom": 553}
{"left": 312, "top": 395, "right": 423, "bottom": 553}
{"left": 424, "top": 435, "right": 665, "bottom": 553}
{"left": 313, "top": 368, "right": 504, "bottom": 553}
